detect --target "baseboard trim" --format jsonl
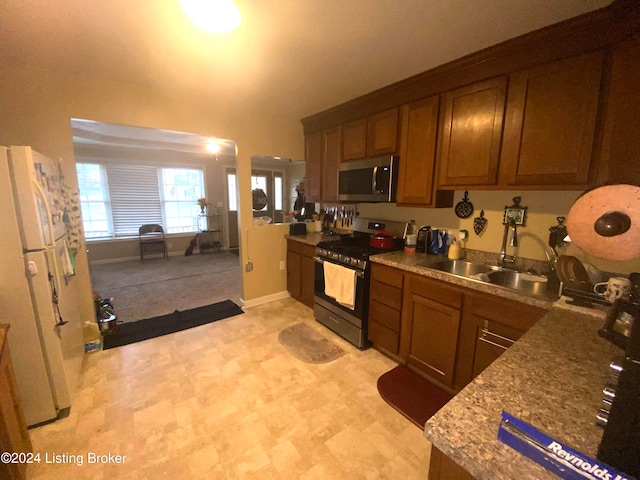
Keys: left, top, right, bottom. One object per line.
{"left": 241, "top": 291, "right": 290, "bottom": 309}
{"left": 90, "top": 250, "right": 227, "bottom": 265}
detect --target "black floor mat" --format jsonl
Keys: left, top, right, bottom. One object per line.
{"left": 102, "top": 300, "right": 244, "bottom": 349}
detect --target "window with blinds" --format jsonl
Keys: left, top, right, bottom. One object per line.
{"left": 77, "top": 162, "right": 205, "bottom": 238}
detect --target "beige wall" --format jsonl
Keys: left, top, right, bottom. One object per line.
{"left": 0, "top": 66, "right": 304, "bottom": 311}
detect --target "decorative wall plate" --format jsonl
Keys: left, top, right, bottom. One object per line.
{"left": 455, "top": 191, "right": 474, "bottom": 218}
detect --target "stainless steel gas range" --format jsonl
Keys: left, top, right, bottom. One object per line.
{"left": 313, "top": 217, "right": 406, "bottom": 349}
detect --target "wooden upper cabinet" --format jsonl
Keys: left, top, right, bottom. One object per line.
{"left": 342, "top": 118, "right": 367, "bottom": 160}
{"left": 342, "top": 108, "right": 399, "bottom": 161}
{"left": 322, "top": 126, "right": 341, "bottom": 202}
{"left": 596, "top": 33, "right": 640, "bottom": 186}
{"left": 304, "top": 126, "right": 342, "bottom": 202}
{"left": 500, "top": 52, "right": 604, "bottom": 187}
{"left": 396, "top": 96, "right": 441, "bottom": 206}
{"left": 438, "top": 76, "right": 507, "bottom": 188}
{"left": 304, "top": 131, "right": 322, "bottom": 202}
{"left": 366, "top": 108, "right": 399, "bottom": 156}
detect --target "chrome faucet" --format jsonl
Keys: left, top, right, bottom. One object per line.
{"left": 498, "top": 220, "right": 518, "bottom": 268}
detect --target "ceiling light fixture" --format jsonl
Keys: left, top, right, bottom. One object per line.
{"left": 206, "top": 139, "right": 221, "bottom": 154}
{"left": 180, "top": 0, "right": 242, "bottom": 34}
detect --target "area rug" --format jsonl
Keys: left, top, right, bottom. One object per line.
{"left": 377, "top": 364, "right": 453, "bottom": 428}
{"left": 278, "top": 322, "right": 346, "bottom": 363}
{"left": 102, "top": 300, "right": 244, "bottom": 350}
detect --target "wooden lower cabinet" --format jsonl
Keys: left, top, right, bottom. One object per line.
{"left": 429, "top": 446, "right": 475, "bottom": 480}
{"left": 367, "top": 264, "right": 547, "bottom": 393}
{"left": 401, "top": 275, "right": 463, "bottom": 390}
{"left": 368, "top": 263, "right": 404, "bottom": 360}
{"left": 0, "top": 326, "right": 33, "bottom": 480}
{"left": 454, "top": 293, "right": 545, "bottom": 390}
{"left": 286, "top": 239, "right": 316, "bottom": 308}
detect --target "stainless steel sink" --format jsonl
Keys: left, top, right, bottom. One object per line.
{"left": 422, "top": 259, "right": 498, "bottom": 277}
{"left": 422, "top": 259, "right": 558, "bottom": 300}
{"left": 485, "top": 270, "right": 550, "bottom": 298}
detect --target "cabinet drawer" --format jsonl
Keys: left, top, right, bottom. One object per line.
{"left": 368, "top": 320, "right": 399, "bottom": 354}
{"left": 370, "top": 280, "right": 402, "bottom": 310}
{"left": 287, "top": 239, "right": 303, "bottom": 254}
{"left": 407, "top": 275, "right": 463, "bottom": 309}
{"left": 371, "top": 263, "right": 403, "bottom": 288}
{"left": 288, "top": 239, "right": 315, "bottom": 257}
{"left": 470, "top": 294, "right": 543, "bottom": 331}
{"left": 370, "top": 299, "right": 401, "bottom": 332}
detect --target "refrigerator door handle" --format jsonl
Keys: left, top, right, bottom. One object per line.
{"left": 47, "top": 272, "right": 68, "bottom": 327}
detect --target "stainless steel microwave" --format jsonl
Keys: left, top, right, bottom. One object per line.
{"left": 338, "top": 155, "right": 398, "bottom": 202}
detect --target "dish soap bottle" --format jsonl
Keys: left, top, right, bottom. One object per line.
{"left": 448, "top": 239, "right": 462, "bottom": 260}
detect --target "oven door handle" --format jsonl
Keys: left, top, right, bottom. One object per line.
{"left": 313, "top": 256, "right": 365, "bottom": 278}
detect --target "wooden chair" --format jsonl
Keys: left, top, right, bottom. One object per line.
{"left": 138, "top": 224, "right": 168, "bottom": 262}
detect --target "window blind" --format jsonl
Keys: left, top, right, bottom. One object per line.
{"left": 106, "top": 164, "right": 162, "bottom": 236}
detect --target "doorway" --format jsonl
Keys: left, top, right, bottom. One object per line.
{"left": 71, "top": 118, "right": 243, "bottom": 321}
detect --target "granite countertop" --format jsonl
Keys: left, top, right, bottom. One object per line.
{"left": 370, "top": 251, "right": 557, "bottom": 310}
{"left": 424, "top": 306, "right": 621, "bottom": 480}
{"left": 285, "top": 229, "right": 349, "bottom": 246}
{"left": 285, "top": 231, "right": 331, "bottom": 246}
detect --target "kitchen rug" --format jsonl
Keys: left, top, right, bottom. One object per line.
{"left": 278, "top": 322, "right": 346, "bottom": 363}
{"left": 377, "top": 364, "right": 453, "bottom": 428}
{"left": 102, "top": 300, "right": 244, "bottom": 349}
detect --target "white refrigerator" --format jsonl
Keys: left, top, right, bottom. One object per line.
{"left": 0, "top": 146, "right": 84, "bottom": 427}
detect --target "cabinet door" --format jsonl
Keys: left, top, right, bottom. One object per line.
{"left": 429, "top": 446, "right": 475, "bottom": 480}
{"left": 438, "top": 77, "right": 507, "bottom": 187}
{"left": 300, "top": 247, "right": 316, "bottom": 308}
{"left": 454, "top": 294, "right": 544, "bottom": 389}
{"left": 305, "top": 131, "right": 322, "bottom": 202}
{"left": 366, "top": 108, "right": 399, "bottom": 156}
{"left": 404, "top": 292, "right": 461, "bottom": 388}
{"left": 286, "top": 250, "right": 301, "bottom": 300}
{"left": 501, "top": 52, "right": 603, "bottom": 187}
{"left": 596, "top": 33, "right": 640, "bottom": 186}
{"left": 342, "top": 118, "right": 367, "bottom": 161}
{"left": 322, "top": 126, "right": 341, "bottom": 202}
{"left": 0, "top": 342, "right": 32, "bottom": 480}
{"left": 397, "top": 96, "right": 440, "bottom": 205}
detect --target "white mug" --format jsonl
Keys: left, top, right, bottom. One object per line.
{"left": 593, "top": 277, "right": 631, "bottom": 303}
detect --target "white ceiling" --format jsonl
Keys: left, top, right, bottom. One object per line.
{"left": 2, "top": 0, "right": 613, "bottom": 151}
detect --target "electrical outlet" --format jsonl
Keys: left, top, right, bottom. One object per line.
{"left": 279, "top": 260, "right": 285, "bottom": 271}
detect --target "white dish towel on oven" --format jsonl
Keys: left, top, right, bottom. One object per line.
{"left": 323, "top": 261, "right": 357, "bottom": 310}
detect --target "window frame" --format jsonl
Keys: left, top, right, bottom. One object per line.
{"left": 76, "top": 161, "right": 206, "bottom": 239}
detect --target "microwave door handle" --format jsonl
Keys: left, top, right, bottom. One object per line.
{"left": 372, "top": 166, "right": 378, "bottom": 193}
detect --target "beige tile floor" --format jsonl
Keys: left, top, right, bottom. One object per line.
{"left": 27, "top": 298, "right": 431, "bottom": 479}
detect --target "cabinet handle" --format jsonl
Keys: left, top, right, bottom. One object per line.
{"left": 481, "top": 328, "right": 515, "bottom": 346}
{"left": 478, "top": 335, "right": 509, "bottom": 351}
